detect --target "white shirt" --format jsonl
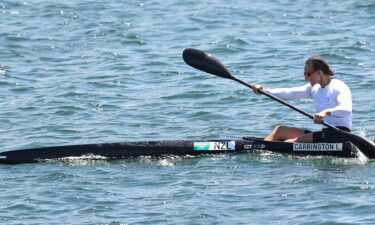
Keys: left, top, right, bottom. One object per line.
{"left": 266, "top": 79, "right": 352, "bottom": 129}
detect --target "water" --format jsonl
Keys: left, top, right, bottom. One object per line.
{"left": 1, "top": 0, "right": 375, "bottom": 224}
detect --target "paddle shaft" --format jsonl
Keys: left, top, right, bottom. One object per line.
{"left": 231, "top": 76, "right": 339, "bottom": 130}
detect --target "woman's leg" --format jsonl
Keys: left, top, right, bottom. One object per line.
{"left": 264, "top": 125, "right": 309, "bottom": 142}
{"left": 285, "top": 132, "right": 313, "bottom": 143}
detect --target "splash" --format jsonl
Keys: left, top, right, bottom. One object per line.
{"left": 46, "top": 154, "right": 109, "bottom": 165}
{"left": 355, "top": 149, "right": 369, "bottom": 164}
{"left": 0, "top": 66, "right": 5, "bottom": 75}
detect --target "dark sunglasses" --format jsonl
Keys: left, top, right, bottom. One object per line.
{"left": 304, "top": 71, "right": 315, "bottom": 77}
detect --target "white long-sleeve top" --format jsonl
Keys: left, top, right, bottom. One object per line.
{"left": 266, "top": 79, "right": 352, "bottom": 129}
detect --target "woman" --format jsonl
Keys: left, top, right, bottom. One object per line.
{"left": 252, "top": 56, "right": 352, "bottom": 143}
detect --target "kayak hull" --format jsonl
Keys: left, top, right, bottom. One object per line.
{"left": 0, "top": 138, "right": 356, "bottom": 164}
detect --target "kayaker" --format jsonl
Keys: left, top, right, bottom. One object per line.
{"left": 251, "top": 56, "right": 352, "bottom": 143}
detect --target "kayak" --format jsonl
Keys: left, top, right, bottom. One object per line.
{"left": 0, "top": 137, "right": 356, "bottom": 164}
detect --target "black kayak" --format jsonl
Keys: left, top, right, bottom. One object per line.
{"left": 0, "top": 137, "right": 357, "bottom": 164}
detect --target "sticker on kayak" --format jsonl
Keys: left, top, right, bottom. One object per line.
{"left": 194, "top": 141, "right": 235, "bottom": 151}
{"left": 244, "top": 144, "right": 266, "bottom": 149}
{"left": 293, "top": 143, "right": 343, "bottom": 151}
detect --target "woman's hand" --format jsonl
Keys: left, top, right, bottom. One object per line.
{"left": 313, "top": 109, "right": 332, "bottom": 124}
{"left": 251, "top": 84, "right": 263, "bottom": 94}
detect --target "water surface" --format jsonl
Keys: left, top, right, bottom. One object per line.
{"left": 1, "top": 0, "right": 375, "bottom": 224}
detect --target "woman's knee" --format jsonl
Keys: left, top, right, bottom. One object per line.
{"left": 273, "top": 125, "right": 287, "bottom": 133}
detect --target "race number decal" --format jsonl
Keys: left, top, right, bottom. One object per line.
{"left": 293, "top": 143, "right": 343, "bottom": 151}
{"left": 194, "top": 141, "right": 235, "bottom": 151}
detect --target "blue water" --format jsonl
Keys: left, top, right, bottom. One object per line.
{"left": 1, "top": 0, "right": 375, "bottom": 224}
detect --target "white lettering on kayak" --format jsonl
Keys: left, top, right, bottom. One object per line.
{"left": 243, "top": 144, "right": 266, "bottom": 149}
{"left": 194, "top": 141, "right": 235, "bottom": 151}
{"left": 293, "top": 143, "right": 343, "bottom": 151}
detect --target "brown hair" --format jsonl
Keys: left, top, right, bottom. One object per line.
{"left": 305, "top": 56, "right": 334, "bottom": 76}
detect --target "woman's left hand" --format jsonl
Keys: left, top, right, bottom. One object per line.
{"left": 313, "top": 110, "right": 331, "bottom": 124}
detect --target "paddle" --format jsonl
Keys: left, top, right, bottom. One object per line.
{"left": 182, "top": 48, "right": 375, "bottom": 159}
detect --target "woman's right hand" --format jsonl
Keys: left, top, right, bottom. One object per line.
{"left": 251, "top": 84, "right": 263, "bottom": 94}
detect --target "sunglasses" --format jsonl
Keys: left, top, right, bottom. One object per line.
{"left": 304, "top": 71, "right": 315, "bottom": 77}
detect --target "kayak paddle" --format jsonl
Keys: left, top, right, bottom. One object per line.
{"left": 182, "top": 48, "right": 375, "bottom": 159}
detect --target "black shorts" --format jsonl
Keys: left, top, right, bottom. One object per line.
{"left": 304, "top": 126, "right": 351, "bottom": 143}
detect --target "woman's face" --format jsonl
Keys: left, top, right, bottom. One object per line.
{"left": 304, "top": 62, "right": 321, "bottom": 85}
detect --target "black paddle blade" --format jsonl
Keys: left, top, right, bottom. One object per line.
{"left": 342, "top": 132, "right": 375, "bottom": 159}
{"left": 182, "top": 48, "right": 232, "bottom": 79}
